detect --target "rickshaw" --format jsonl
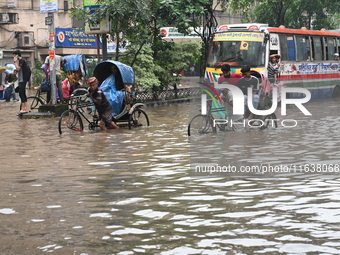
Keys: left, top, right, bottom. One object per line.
{"left": 58, "top": 60, "right": 150, "bottom": 134}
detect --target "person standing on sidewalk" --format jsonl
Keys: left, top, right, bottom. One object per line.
{"left": 45, "top": 55, "right": 66, "bottom": 103}
{"left": 13, "top": 50, "right": 29, "bottom": 114}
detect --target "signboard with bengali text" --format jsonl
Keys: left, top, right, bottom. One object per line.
{"left": 214, "top": 32, "right": 264, "bottom": 42}
{"left": 160, "top": 27, "right": 204, "bottom": 39}
{"left": 40, "top": 0, "right": 58, "bottom": 13}
{"left": 56, "top": 28, "right": 100, "bottom": 48}
{"left": 7, "top": 0, "right": 17, "bottom": 8}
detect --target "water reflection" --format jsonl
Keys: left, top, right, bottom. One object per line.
{"left": 0, "top": 98, "right": 340, "bottom": 254}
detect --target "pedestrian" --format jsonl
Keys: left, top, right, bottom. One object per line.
{"left": 41, "top": 63, "right": 51, "bottom": 103}
{"left": 13, "top": 50, "right": 30, "bottom": 115}
{"left": 86, "top": 77, "right": 119, "bottom": 130}
{"left": 45, "top": 55, "right": 66, "bottom": 103}
{"left": 334, "top": 53, "right": 339, "bottom": 61}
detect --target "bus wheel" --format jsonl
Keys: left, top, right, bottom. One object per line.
{"left": 332, "top": 85, "right": 340, "bottom": 98}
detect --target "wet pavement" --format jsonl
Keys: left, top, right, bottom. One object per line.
{"left": 0, "top": 93, "right": 340, "bottom": 254}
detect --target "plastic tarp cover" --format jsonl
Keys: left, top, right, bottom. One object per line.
{"left": 100, "top": 74, "right": 125, "bottom": 117}
{"left": 64, "top": 54, "right": 87, "bottom": 76}
{"left": 94, "top": 60, "right": 134, "bottom": 85}
{"left": 5, "top": 63, "right": 16, "bottom": 74}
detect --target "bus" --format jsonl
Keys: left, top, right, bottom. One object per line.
{"left": 205, "top": 23, "right": 340, "bottom": 99}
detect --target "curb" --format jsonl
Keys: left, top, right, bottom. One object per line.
{"left": 19, "top": 112, "right": 55, "bottom": 119}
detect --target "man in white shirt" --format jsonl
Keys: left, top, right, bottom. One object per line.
{"left": 45, "top": 55, "right": 66, "bottom": 103}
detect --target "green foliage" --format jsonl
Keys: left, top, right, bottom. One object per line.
{"left": 229, "top": 0, "right": 340, "bottom": 30}
{"left": 69, "top": 0, "right": 204, "bottom": 91}
{"left": 119, "top": 41, "right": 200, "bottom": 91}
{"left": 70, "top": 0, "right": 219, "bottom": 81}
{"left": 120, "top": 45, "right": 160, "bottom": 92}
{"left": 32, "top": 61, "right": 44, "bottom": 86}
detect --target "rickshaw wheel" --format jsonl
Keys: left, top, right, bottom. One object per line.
{"left": 128, "top": 108, "right": 150, "bottom": 129}
{"left": 89, "top": 122, "right": 96, "bottom": 130}
{"left": 58, "top": 110, "right": 83, "bottom": 135}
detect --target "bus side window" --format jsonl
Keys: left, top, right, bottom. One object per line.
{"left": 312, "top": 36, "right": 323, "bottom": 61}
{"left": 306, "top": 37, "right": 311, "bottom": 61}
{"left": 296, "top": 36, "right": 307, "bottom": 61}
{"left": 327, "top": 37, "right": 335, "bottom": 60}
{"left": 334, "top": 38, "right": 338, "bottom": 55}
{"left": 323, "top": 37, "right": 328, "bottom": 60}
{"left": 287, "top": 36, "right": 296, "bottom": 61}
{"left": 279, "top": 34, "right": 288, "bottom": 61}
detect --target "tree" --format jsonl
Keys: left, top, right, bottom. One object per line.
{"left": 120, "top": 41, "right": 201, "bottom": 92}
{"left": 160, "top": 0, "right": 225, "bottom": 76}
{"left": 229, "top": 0, "right": 340, "bottom": 30}
{"left": 70, "top": 0, "right": 202, "bottom": 92}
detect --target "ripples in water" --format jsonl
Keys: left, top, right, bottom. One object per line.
{"left": 0, "top": 98, "right": 340, "bottom": 254}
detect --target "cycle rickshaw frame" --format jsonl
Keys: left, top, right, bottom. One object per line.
{"left": 58, "top": 60, "right": 150, "bottom": 134}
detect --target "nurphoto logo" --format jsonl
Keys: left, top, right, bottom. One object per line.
{"left": 201, "top": 85, "right": 312, "bottom": 128}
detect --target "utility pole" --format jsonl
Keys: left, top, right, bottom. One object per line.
{"left": 47, "top": 12, "right": 56, "bottom": 104}
{"left": 102, "top": 34, "right": 108, "bottom": 61}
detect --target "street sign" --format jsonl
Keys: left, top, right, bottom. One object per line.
{"left": 45, "top": 16, "right": 52, "bottom": 25}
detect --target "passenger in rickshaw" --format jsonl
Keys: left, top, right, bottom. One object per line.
{"left": 62, "top": 69, "right": 83, "bottom": 99}
{"left": 86, "top": 77, "right": 119, "bottom": 130}
{"left": 96, "top": 62, "right": 126, "bottom": 117}
{"left": 237, "top": 65, "right": 261, "bottom": 121}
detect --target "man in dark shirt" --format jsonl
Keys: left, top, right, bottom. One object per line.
{"left": 87, "top": 77, "right": 119, "bottom": 130}
{"left": 237, "top": 65, "right": 261, "bottom": 121}
{"left": 5, "top": 69, "right": 18, "bottom": 84}
{"left": 237, "top": 65, "right": 260, "bottom": 94}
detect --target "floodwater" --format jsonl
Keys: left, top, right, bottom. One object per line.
{"left": 1, "top": 93, "right": 340, "bottom": 255}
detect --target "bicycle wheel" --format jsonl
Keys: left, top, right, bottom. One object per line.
{"left": 21, "top": 96, "right": 44, "bottom": 112}
{"left": 188, "top": 114, "right": 216, "bottom": 136}
{"left": 261, "top": 113, "right": 278, "bottom": 130}
{"left": 128, "top": 108, "right": 150, "bottom": 129}
{"left": 58, "top": 110, "right": 84, "bottom": 134}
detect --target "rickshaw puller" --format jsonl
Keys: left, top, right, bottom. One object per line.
{"left": 87, "top": 77, "right": 119, "bottom": 130}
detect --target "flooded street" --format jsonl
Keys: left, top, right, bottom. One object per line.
{"left": 1, "top": 95, "right": 340, "bottom": 254}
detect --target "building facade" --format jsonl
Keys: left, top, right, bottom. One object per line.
{"left": 0, "top": 0, "right": 242, "bottom": 82}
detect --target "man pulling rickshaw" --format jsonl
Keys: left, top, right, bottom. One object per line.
{"left": 58, "top": 60, "right": 149, "bottom": 134}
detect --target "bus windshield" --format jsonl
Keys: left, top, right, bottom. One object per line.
{"left": 207, "top": 32, "right": 266, "bottom": 68}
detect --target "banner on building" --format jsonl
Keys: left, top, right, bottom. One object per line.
{"left": 40, "top": 0, "right": 58, "bottom": 13}
{"left": 56, "top": 28, "right": 100, "bottom": 48}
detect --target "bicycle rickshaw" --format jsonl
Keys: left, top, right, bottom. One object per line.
{"left": 23, "top": 54, "right": 89, "bottom": 112}
{"left": 188, "top": 78, "right": 278, "bottom": 136}
{"left": 58, "top": 60, "right": 149, "bottom": 134}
